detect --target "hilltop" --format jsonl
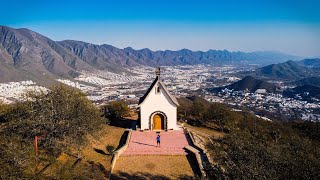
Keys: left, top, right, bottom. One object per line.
{"left": 1, "top": 86, "right": 320, "bottom": 179}
{"left": 227, "top": 76, "right": 278, "bottom": 93}
{"left": 252, "top": 60, "right": 316, "bottom": 81}
{"left": 284, "top": 85, "right": 320, "bottom": 100}
{"left": 297, "top": 58, "right": 320, "bottom": 67}
{"left": 294, "top": 77, "right": 320, "bottom": 87}
{"left": 209, "top": 76, "right": 278, "bottom": 93}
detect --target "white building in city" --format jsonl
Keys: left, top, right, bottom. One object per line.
{"left": 138, "top": 67, "right": 179, "bottom": 131}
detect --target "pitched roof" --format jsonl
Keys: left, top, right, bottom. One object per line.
{"left": 138, "top": 77, "right": 179, "bottom": 106}
{"left": 138, "top": 76, "right": 159, "bottom": 104}
{"left": 158, "top": 81, "right": 179, "bottom": 106}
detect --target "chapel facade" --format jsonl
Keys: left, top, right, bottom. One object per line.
{"left": 138, "top": 67, "right": 179, "bottom": 131}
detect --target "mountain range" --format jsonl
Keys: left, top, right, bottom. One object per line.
{"left": 0, "top": 25, "right": 301, "bottom": 85}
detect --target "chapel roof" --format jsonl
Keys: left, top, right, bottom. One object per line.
{"left": 138, "top": 70, "right": 179, "bottom": 106}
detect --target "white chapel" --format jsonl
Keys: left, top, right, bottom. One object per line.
{"left": 138, "top": 67, "right": 179, "bottom": 131}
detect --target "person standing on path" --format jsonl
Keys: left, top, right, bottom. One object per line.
{"left": 156, "top": 135, "right": 161, "bottom": 148}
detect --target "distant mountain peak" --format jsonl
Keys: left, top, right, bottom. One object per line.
{"left": 124, "top": 47, "right": 134, "bottom": 50}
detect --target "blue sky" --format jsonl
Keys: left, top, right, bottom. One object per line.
{"left": 1, "top": 0, "right": 320, "bottom": 57}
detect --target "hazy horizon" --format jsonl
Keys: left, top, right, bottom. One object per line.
{"left": 1, "top": 0, "right": 320, "bottom": 57}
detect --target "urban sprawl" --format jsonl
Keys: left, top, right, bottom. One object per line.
{"left": 0, "top": 65, "right": 319, "bottom": 122}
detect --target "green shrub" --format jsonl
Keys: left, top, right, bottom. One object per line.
{"left": 102, "top": 100, "right": 129, "bottom": 119}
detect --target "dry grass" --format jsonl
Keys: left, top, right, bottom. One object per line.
{"left": 112, "top": 156, "right": 196, "bottom": 179}
{"left": 80, "top": 124, "right": 125, "bottom": 168}
{"left": 182, "top": 123, "right": 225, "bottom": 139}
{"left": 122, "top": 110, "right": 138, "bottom": 120}
{"left": 42, "top": 153, "right": 77, "bottom": 177}
{"left": 40, "top": 124, "right": 126, "bottom": 178}
{"left": 39, "top": 123, "right": 207, "bottom": 179}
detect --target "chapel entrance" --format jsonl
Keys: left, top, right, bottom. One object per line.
{"left": 153, "top": 114, "right": 164, "bottom": 131}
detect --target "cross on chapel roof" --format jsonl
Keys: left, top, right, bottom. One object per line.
{"left": 155, "top": 67, "right": 160, "bottom": 78}
{"left": 138, "top": 67, "right": 179, "bottom": 106}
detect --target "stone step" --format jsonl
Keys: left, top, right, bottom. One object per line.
{"left": 123, "top": 148, "right": 187, "bottom": 152}
{"left": 121, "top": 153, "right": 187, "bottom": 156}
{"left": 123, "top": 150, "right": 187, "bottom": 153}
{"left": 122, "top": 151, "right": 187, "bottom": 156}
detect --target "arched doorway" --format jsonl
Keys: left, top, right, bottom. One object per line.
{"left": 149, "top": 111, "right": 167, "bottom": 131}
{"left": 153, "top": 114, "right": 164, "bottom": 131}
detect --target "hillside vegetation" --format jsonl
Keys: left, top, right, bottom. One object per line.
{"left": 0, "top": 84, "right": 106, "bottom": 178}
{"left": 284, "top": 85, "right": 320, "bottom": 100}
{"left": 228, "top": 76, "right": 278, "bottom": 93}
{"left": 294, "top": 77, "right": 320, "bottom": 87}
{"left": 209, "top": 76, "right": 278, "bottom": 93}
{"left": 178, "top": 96, "right": 320, "bottom": 179}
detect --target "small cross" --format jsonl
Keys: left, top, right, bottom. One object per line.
{"left": 156, "top": 67, "right": 160, "bottom": 77}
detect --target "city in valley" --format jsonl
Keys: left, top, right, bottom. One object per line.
{"left": 1, "top": 65, "right": 319, "bottom": 122}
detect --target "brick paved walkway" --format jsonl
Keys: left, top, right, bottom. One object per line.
{"left": 122, "top": 129, "right": 190, "bottom": 156}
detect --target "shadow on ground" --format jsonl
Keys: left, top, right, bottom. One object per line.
{"left": 114, "top": 130, "right": 129, "bottom": 150}
{"left": 110, "top": 171, "right": 195, "bottom": 180}
{"left": 186, "top": 153, "right": 202, "bottom": 178}
{"left": 109, "top": 118, "right": 137, "bottom": 130}
{"left": 93, "top": 148, "right": 108, "bottom": 155}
